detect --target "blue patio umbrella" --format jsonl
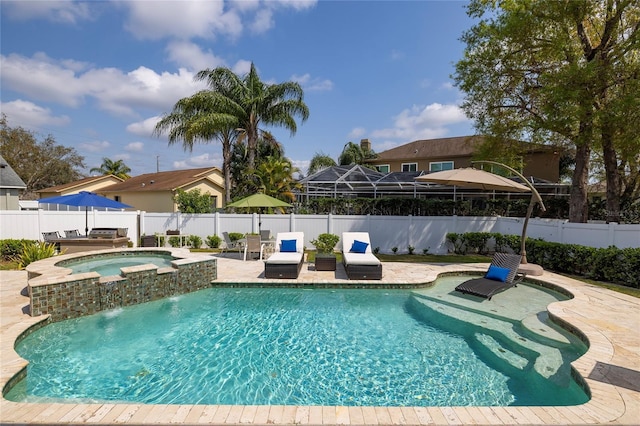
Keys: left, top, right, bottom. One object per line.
{"left": 38, "top": 191, "right": 132, "bottom": 236}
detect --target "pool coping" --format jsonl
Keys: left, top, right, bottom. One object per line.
{"left": 1, "top": 257, "right": 639, "bottom": 425}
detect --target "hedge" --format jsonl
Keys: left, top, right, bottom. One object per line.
{"left": 446, "top": 232, "right": 639, "bottom": 289}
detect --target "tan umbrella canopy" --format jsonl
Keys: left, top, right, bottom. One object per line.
{"left": 415, "top": 168, "right": 531, "bottom": 192}
{"left": 415, "top": 166, "right": 545, "bottom": 273}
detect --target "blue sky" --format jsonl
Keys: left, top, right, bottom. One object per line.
{"left": 1, "top": 0, "right": 477, "bottom": 177}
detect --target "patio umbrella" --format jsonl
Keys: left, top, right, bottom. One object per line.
{"left": 414, "top": 168, "right": 531, "bottom": 192}
{"left": 38, "top": 191, "right": 132, "bottom": 236}
{"left": 225, "top": 193, "right": 292, "bottom": 232}
{"left": 415, "top": 167, "right": 544, "bottom": 271}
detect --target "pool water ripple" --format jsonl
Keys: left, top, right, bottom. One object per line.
{"left": 9, "top": 287, "right": 589, "bottom": 407}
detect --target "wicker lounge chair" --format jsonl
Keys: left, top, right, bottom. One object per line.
{"left": 342, "top": 232, "right": 382, "bottom": 280}
{"left": 455, "top": 252, "right": 525, "bottom": 300}
{"left": 264, "top": 232, "right": 304, "bottom": 279}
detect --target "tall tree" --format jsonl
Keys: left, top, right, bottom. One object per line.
{"left": 338, "top": 141, "right": 377, "bottom": 166}
{"left": 0, "top": 115, "right": 84, "bottom": 198}
{"left": 254, "top": 156, "right": 302, "bottom": 203}
{"left": 308, "top": 152, "right": 337, "bottom": 175}
{"left": 454, "top": 0, "right": 639, "bottom": 223}
{"left": 90, "top": 157, "right": 131, "bottom": 180}
{"left": 155, "top": 89, "right": 241, "bottom": 203}
{"left": 195, "top": 63, "right": 309, "bottom": 170}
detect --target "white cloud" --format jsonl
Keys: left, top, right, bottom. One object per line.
{"left": 251, "top": 8, "right": 274, "bottom": 33}
{"left": 173, "top": 153, "right": 222, "bottom": 169}
{"left": 0, "top": 100, "right": 70, "bottom": 128}
{"left": 125, "top": 142, "right": 145, "bottom": 152}
{"left": 371, "top": 103, "right": 470, "bottom": 141}
{"left": 80, "top": 140, "right": 110, "bottom": 153}
{"left": 291, "top": 73, "right": 333, "bottom": 92}
{"left": 127, "top": 116, "right": 162, "bottom": 138}
{"left": 232, "top": 60, "right": 253, "bottom": 76}
{"left": 292, "top": 159, "right": 310, "bottom": 177}
{"left": 348, "top": 127, "right": 366, "bottom": 139}
{"left": 121, "top": 1, "right": 242, "bottom": 40}
{"left": 3, "top": 1, "right": 93, "bottom": 24}
{"left": 166, "top": 41, "right": 227, "bottom": 71}
{"left": 1, "top": 53, "right": 205, "bottom": 117}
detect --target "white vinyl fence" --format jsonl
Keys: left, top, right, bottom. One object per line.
{"left": 1, "top": 210, "right": 638, "bottom": 254}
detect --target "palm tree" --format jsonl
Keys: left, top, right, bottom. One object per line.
{"left": 308, "top": 152, "right": 337, "bottom": 175}
{"left": 195, "top": 63, "right": 309, "bottom": 170}
{"left": 338, "top": 141, "right": 377, "bottom": 166}
{"left": 154, "top": 89, "right": 241, "bottom": 203}
{"left": 254, "top": 156, "right": 301, "bottom": 203}
{"left": 90, "top": 158, "right": 131, "bottom": 180}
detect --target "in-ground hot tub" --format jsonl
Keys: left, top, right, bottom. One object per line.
{"left": 26, "top": 248, "right": 217, "bottom": 321}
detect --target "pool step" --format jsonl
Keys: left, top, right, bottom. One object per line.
{"left": 521, "top": 311, "right": 572, "bottom": 346}
{"left": 474, "top": 332, "right": 529, "bottom": 370}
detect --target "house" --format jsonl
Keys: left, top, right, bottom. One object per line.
{"left": 364, "top": 135, "right": 561, "bottom": 182}
{"left": 37, "top": 175, "right": 124, "bottom": 200}
{"left": 0, "top": 154, "right": 26, "bottom": 210}
{"left": 99, "top": 167, "right": 224, "bottom": 212}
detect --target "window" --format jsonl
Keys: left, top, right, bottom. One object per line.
{"left": 114, "top": 195, "right": 121, "bottom": 202}
{"left": 401, "top": 163, "right": 417, "bottom": 172}
{"left": 210, "top": 196, "right": 218, "bottom": 211}
{"left": 429, "top": 161, "right": 454, "bottom": 172}
{"left": 376, "top": 164, "right": 390, "bottom": 173}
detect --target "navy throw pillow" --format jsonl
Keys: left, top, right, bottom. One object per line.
{"left": 280, "top": 239, "right": 297, "bottom": 253}
{"left": 485, "top": 265, "right": 510, "bottom": 282}
{"left": 350, "top": 240, "right": 369, "bottom": 253}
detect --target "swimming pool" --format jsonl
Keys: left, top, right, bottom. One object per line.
{"left": 8, "top": 277, "right": 589, "bottom": 407}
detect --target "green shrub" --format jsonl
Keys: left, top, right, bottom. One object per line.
{"left": 228, "top": 232, "right": 244, "bottom": 242}
{"left": 463, "top": 232, "right": 492, "bottom": 254}
{"left": 206, "top": 235, "right": 222, "bottom": 248}
{"left": 446, "top": 233, "right": 465, "bottom": 254}
{"left": 391, "top": 246, "right": 398, "bottom": 254}
{"left": 168, "top": 236, "right": 182, "bottom": 247}
{"left": 1, "top": 239, "right": 32, "bottom": 260}
{"left": 188, "top": 235, "right": 203, "bottom": 249}
{"left": 15, "top": 241, "right": 57, "bottom": 269}
{"left": 407, "top": 245, "right": 415, "bottom": 255}
{"left": 310, "top": 233, "right": 340, "bottom": 254}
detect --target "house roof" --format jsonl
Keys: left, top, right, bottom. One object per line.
{"left": 100, "top": 167, "right": 221, "bottom": 193}
{"left": 0, "top": 154, "right": 27, "bottom": 189}
{"left": 35, "top": 175, "right": 123, "bottom": 194}
{"left": 371, "top": 136, "right": 484, "bottom": 162}
{"left": 370, "top": 135, "right": 552, "bottom": 163}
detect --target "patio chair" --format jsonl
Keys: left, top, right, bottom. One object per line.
{"left": 341, "top": 232, "right": 382, "bottom": 280}
{"left": 221, "top": 232, "right": 243, "bottom": 256}
{"left": 42, "top": 231, "right": 62, "bottom": 241}
{"left": 64, "top": 229, "right": 81, "bottom": 238}
{"left": 264, "top": 232, "right": 305, "bottom": 279}
{"left": 243, "top": 235, "right": 264, "bottom": 261}
{"left": 260, "top": 229, "right": 272, "bottom": 241}
{"left": 455, "top": 252, "right": 525, "bottom": 300}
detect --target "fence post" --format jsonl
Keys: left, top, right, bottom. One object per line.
{"left": 290, "top": 212, "right": 296, "bottom": 232}
{"left": 608, "top": 222, "right": 617, "bottom": 247}
{"left": 214, "top": 212, "right": 220, "bottom": 236}
{"left": 328, "top": 213, "right": 333, "bottom": 234}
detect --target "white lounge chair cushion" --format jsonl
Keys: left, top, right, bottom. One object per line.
{"left": 343, "top": 251, "right": 381, "bottom": 266}
{"left": 265, "top": 252, "right": 303, "bottom": 264}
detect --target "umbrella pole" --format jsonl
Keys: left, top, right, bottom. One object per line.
{"left": 85, "top": 207, "right": 89, "bottom": 236}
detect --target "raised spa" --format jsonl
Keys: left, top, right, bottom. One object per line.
{"left": 25, "top": 248, "right": 217, "bottom": 321}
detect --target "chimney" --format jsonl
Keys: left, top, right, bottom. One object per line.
{"left": 360, "top": 138, "right": 371, "bottom": 151}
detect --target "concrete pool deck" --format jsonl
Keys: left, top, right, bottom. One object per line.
{"left": 1, "top": 256, "right": 639, "bottom": 425}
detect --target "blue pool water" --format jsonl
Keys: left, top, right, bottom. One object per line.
{"left": 9, "top": 286, "right": 589, "bottom": 406}
{"left": 61, "top": 253, "right": 175, "bottom": 276}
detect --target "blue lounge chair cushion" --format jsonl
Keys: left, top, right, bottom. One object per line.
{"left": 485, "top": 265, "right": 510, "bottom": 282}
{"left": 281, "top": 239, "right": 297, "bottom": 252}
{"left": 350, "top": 240, "right": 369, "bottom": 253}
